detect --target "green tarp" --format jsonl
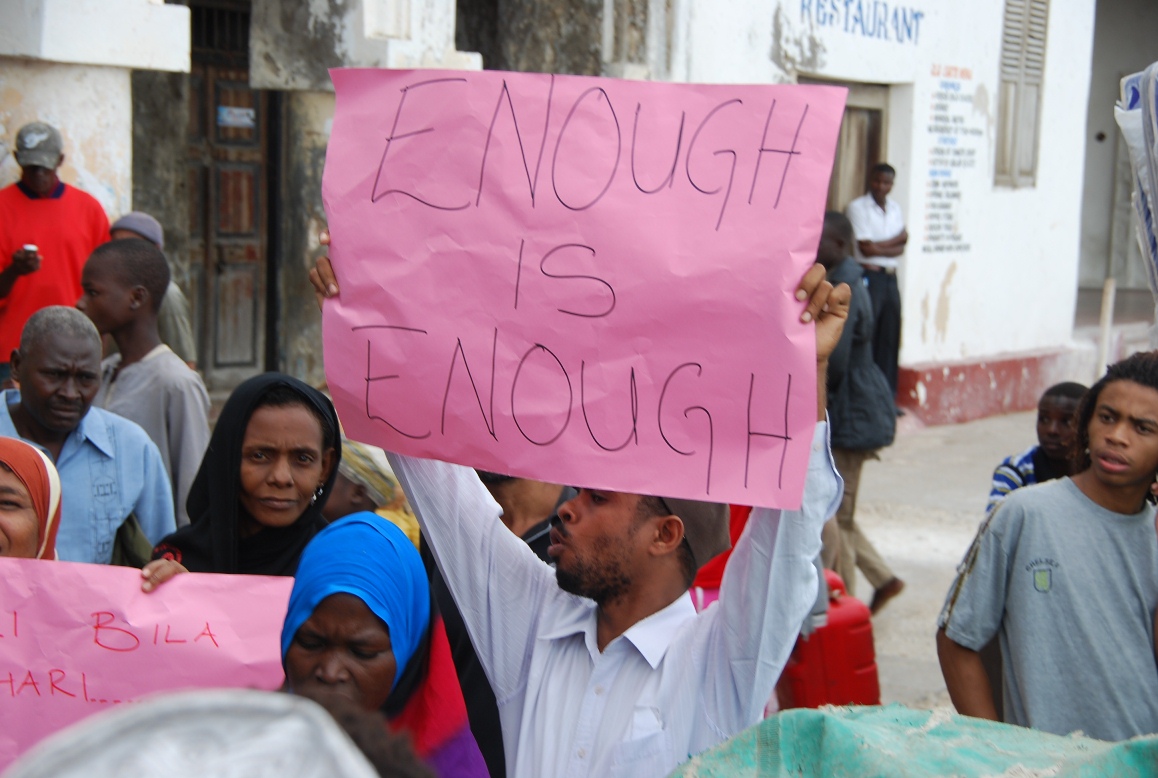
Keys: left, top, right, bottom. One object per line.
{"left": 671, "top": 705, "right": 1158, "bottom": 777}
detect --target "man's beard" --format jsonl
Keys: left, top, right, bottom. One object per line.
{"left": 555, "top": 554, "right": 632, "bottom": 606}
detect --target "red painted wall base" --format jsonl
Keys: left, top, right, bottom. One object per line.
{"left": 896, "top": 348, "right": 1097, "bottom": 426}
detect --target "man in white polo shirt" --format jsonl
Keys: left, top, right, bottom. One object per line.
{"left": 846, "top": 162, "right": 906, "bottom": 397}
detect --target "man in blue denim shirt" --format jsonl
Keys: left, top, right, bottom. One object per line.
{"left": 0, "top": 306, "right": 174, "bottom": 562}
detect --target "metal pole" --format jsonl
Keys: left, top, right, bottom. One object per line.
{"left": 1098, "top": 277, "right": 1117, "bottom": 371}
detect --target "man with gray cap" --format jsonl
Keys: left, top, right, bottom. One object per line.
{"left": 110, "top": 211, "right": 198, "bottom": 367}
{"left": 311, "top": 260, "right": 851, "bottom": 778}
{"left": 0, "top": 122, "right": 109, "bottom": 384}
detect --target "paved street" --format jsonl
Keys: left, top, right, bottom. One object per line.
{"left": 843, "top": 409, "right": 1039, "bottom": 710}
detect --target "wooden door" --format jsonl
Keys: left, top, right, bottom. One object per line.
{"left": 187, "top": 2, "right": 268, "bottom": 391}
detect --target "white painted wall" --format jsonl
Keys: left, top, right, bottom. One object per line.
{"left": 0, "top": 0, "right": 189, "bottom": 72}
{"left": 668, "top": 0, "right": 1096, "bottom": 368}
{"left": 0, "top": 61, "right": 130, "bottom": 217}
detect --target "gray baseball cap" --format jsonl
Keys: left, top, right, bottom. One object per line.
{"left": 14, "top": 122, "right": 63, "bottom": 169}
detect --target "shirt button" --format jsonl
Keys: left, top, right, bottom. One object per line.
{"left": 594, "top": 685, "right": 604, "bottom": 695}
{"left": 577, "top": 748, "right": 587, "bottom": 759}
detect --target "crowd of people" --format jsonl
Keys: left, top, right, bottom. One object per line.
{"left": 2, "top": 119, "right": 1157, "bottom": 776}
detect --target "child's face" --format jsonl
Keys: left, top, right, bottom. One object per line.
{"left": 1085, "top": 380, "right": 1158, "bottom": 491}
{"left": 1036, "top": 395, "right": 1080, "bottom": 462}
{"left": 77, "top": 256, "right": 135, "bottom": 335}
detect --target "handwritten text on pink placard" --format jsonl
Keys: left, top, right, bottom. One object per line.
{"left": 0, "top": 558, "right": 291, "bottom": 768}
{"left": 322, "top": 69, "right": 846, "bottom": 508}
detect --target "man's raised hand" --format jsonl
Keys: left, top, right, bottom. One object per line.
{"left": 794, "top": 263, "right": 850, "bottom": 362}
{"left": 308, "top": 230, "right": 340, "bottom": 311}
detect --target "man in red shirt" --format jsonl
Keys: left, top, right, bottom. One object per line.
{"left": 0, "top": 122, "right": 109, "bottom": 384}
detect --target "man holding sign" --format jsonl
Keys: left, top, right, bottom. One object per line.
{"left": 313, "top": 255, "right": 845, "bottom": 777}
{"left": 315, "top": 68, "right": 849, "bottom": 776}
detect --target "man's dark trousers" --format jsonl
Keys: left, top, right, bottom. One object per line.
{"left": 863, "top": 269, "right": 900, "bottom": 396}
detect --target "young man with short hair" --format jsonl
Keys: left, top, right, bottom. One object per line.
{"left": 77, "top": 239, "right": 210, "bottom": 527}
{"left": 986, "top": 381, "right": 1087, "bottom": 514}
{"left": 938, "top": 351, "right": 1158, "bottom": 741}
{"left": 845, "top": 162, "right": 907, "bottom": 396}
{"left": 109, "top": 211, "right": 198, "bottom": 369}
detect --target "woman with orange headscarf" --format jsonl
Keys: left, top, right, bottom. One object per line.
{"left": 0, "top": 437, "right": 61, "bottom": 559}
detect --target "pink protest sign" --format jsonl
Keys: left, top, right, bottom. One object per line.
{"left": 0, "top": 558, "right": 291, "bottom": 768}
{"left": 322, "top": 69, "right": 845, "bottom": 508}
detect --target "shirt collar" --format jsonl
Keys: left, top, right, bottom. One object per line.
{"left": 620, "top": 594, "right": 697, "bottom": 668}
{"left": 1, "top": 389, "right": 112, "bottom": 458}
{"left": 538, "top": 591, "right": 698, "bottom": 669}
{"left": 16, "top": 180, "right": 65, "bottom": 199}
{"left": 73, "top": 406, "right": 114, "bottom": 457}
{"left": 539, "top": 596, "right": 597, "bottom": 643}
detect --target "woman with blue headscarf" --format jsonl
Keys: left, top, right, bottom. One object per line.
{"left": 282, "top": 513, "right": 488, "bottom": 777}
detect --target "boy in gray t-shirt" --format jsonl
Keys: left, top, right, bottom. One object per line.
{"left": 938, "top": 352, "right": 1158, "bottom": 742}
{"left": 77, "top": 239, "right": 210, "bottom": 528}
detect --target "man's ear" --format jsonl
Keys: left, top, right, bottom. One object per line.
{"left": 9, "top": 349, "right": 21, "bottom": 377}
{"left": 129, "top": 285, "right": 149, "bottom": 311}
{"left": 650, "top": 514, "right": 686, "bottom": 558}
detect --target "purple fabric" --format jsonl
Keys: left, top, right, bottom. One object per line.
{"left": 424, "top": 723, "right": 490, "bottom": 778}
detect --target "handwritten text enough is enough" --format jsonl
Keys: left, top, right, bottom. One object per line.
{"left": 323, "top": 70, "right": 845, "bottom": 508}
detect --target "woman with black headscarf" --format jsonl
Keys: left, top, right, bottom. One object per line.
{"left": 142, "top": 372, "right": 340, "bottom": 588}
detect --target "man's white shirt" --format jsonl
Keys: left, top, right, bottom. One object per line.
{"left": 846, "top": 192, "right": 905, "bottom": 270}
{"left": 387, "top": 422, "right": 840, "bottom": 778}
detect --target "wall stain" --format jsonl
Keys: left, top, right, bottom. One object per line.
{"left": 972, "top": 82, "right": 989, "bottom": 119}
{"left": 934, "top": 262, "right": 957, "bottom": 342}
{"left": 920, "top": 291, "right": 930, "bottom": 344}
{"left": 770, "top": 6, "right": 826, "bottom": 79}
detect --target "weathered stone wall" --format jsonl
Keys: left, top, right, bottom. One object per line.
{"left": 499, "top": 0, "right": 602, "bottom": 74}
{"left": 457, "top": 0, "right": 603, "bottom": 74}
{"left": 129, "top": 70, "right": 192, "bottom": 288}
{"left": 277, "top": 91, "right": 336, "bottom": 386}
{"left": 251, "top": 1, "right": 348, "bottom": 92}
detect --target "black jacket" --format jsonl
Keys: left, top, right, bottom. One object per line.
{"left": 826, "top": 257, "right": 896, "bottom": 450}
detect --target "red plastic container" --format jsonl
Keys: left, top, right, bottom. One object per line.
{"left": 777, "top": 569, "right": 881, "bottom": 709}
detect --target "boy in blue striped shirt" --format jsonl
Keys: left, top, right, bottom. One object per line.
{"left": 986, "top": 382, "right": 1086, "bottom": 514}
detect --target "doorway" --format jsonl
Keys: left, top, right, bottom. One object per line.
{"left": 800, "top": 78, "right": 889, "bottom": 212}
{"left": 187, "top": 0, "right": 272, "bottom": 391}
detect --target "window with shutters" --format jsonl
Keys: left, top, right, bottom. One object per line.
{"left": 995, "top": 0, "right": 1049, "bottom": 187}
